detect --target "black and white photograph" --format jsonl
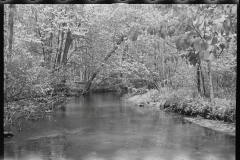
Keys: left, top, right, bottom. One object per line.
{"left": 4, "top": 4, "right": 236, "bottom": 160}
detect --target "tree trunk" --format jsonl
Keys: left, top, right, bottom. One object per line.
{"left": 82, "top": 45, "right": 119, "bottom": 94}
{"left": 207, "top": 60, "right": 214, "bottom": 103}
{"left": 57, "top": 31, "right": 65, "bottom": 65}
{"left": 197, "top": 60, "right": 206, "bottom": 97}
{"left": 120, "top": 44, "right": 128, "bottom": 78}
{"left": 197, "top": 63, "right": 201, "bottom": 93}
{"left": 154, "top": 41, "right": 158, "bottom": 72}
{"left": 200, "top": 65, "right": 206, "bottom": 96}
{"left": 62, "top": 30, "right": 72, "bottom": 65}
{"left": 83, "top": 72, "right": 97, "bottom": 94}
{"left": 8, "top": 4, "right": 15, "bottom": 63}
{"left": 46, "top": 32, "right": 53, "bottom": 68}
{"left": 162, "top": 42, "right": 165, "bottom": 88}
{"left": 53, "top": 27, "right": 61, "bottom": 69}
{"left": 33, "top": 10, "right": 46, "bottom": 62}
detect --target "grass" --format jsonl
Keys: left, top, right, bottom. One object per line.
{"left": 127, "top": 87, "right": 236, "bottom": 123}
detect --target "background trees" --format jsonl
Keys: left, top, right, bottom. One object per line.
{"left": 4, "top": 4, "right": 236, "bottom": 102}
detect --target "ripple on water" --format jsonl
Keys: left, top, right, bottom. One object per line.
{"left": 26, "top": 127, "right": 89, "bottom": 140}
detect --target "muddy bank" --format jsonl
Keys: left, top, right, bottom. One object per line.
{"left": 126, "top": 90, "right": 235, "bottom": 136}
{"left": 184, "top": 117, "right": 235, "bottom": 136}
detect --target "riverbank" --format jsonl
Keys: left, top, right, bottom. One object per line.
{"left": 125, "top": 89, "right": 235, "bottom": 136}
{"left": 4, "top": 81, "right": 118, "bottom": 134}
{"left": 4, "top": 95, "right": 71, "bottom": 133}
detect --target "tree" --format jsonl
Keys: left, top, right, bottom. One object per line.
{"left": 7, "top": 4, "right": 15, "bottom": 63}
{"left": 3, "top": 4, "right": 236, "bottom": 101}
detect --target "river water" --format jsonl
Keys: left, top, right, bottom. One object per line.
{"left": 4, "top": 93, "right": 235, "bottom": 160}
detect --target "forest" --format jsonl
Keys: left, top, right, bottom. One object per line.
{"left": 4, "top": 4, "right": 236, "bottom": 134}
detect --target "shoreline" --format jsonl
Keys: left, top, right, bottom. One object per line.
{"left": 125, "top": 90, "right": 235, "bottom": 136}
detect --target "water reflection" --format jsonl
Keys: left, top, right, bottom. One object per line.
{"left": 4, "top": 93, "right": 235, "bottom": 160}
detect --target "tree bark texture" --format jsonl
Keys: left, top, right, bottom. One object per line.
{"left": 200, "top": 65, "right": 206, "bottom": 96}
{"left": 53, "top": 28, "right": 61, "bottom": 68}
{"left": 8, "top": 4, "right": 15, "bottom": 63}
{"left": 207, "top": 60, "right": 214, "bottom": 103}
{"left": 57, "top": 31, "right": 65, "bottom": 65}
{"left": 62, "top": 30, "right": 73, "bottom": 65}
{"left": 197, "top": 64, "right": 201, "bottom": 93}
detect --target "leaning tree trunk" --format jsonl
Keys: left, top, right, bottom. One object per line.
{"left": 82, "top": 45, "right": 119, "bottom": 95}
{"left": 120, "top": 44, "right": 128, "bottom": 78}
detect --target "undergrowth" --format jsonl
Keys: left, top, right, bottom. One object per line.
{"left": 150, "top": 87, "right": 236, "bottom": 123}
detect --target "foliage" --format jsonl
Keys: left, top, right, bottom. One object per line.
{"left": 161, "top": 89, "right": 235, "bottom": 123}
{"left": 4, "top": 4, "right": 236, "bottom": 128}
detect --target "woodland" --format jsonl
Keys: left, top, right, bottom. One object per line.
{"left": 4, "top": 4, "right": 237, "bottom": 133}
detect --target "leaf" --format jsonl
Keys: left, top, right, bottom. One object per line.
{"left": 190, "top": 37, "right": 201, "bottom": 44}
{"left": 219, "top": 43, "right": 225, "bottom": 50}
{"left": 149, "top": 29, "right": 156, "bottom": 35}
{"left": 175, "top": 37, "right": 183, "bottom": 50}
{"left": 208, "top": 53, "right": 215, "bottom": 61}
{"left": 220, "top": 28, "right": 224, "bottom": 36}
{"left": 185, "top": 26, "right": 192, "bottom": 32}
{"left": 127, "top": 26, "right": 135, "bottom": 36}
{"left": 216, "top": 22, "right": 222, "bottom": 31}
{"left": 187, "top": 10, "right": 193, "bottom": 18}
{"left": 193, "top": 17, "right": 199, "bottom": 26}
{"left": 234, "top": 22, "right": 237, "bottom": 32}
{"left": 164, "top": 57, "right": 169, "bottom": 63}
{"left": 205, "top": 35, "right": 212, "bottom": 41}
{"left": 188, "top": 18, "right": 194, "bottom": 27}
{"left": 199, "top": 20, "right": 204, "bottom": 31}
{"left": 182, "top": 42, "right": 189, "bottom": 50}
{"left": 187, "top": 30, "right": 197, "bottom": 38}
{"left": 211, "top": 37, "right": 218, "bottom": 45}
{"left": 218, "top": 15, "right": 227, "bottom": 23}
{"left": 194, "top": 41, "right": 201, "bottom": 52}
{"left": 202, "top": 51, "right": 210, "bottom": 61}
{"left": 199, "top": 16, "right": 204, "bottom": 25}
{"left": 168, "top": 29, "right": 175, "bottom": 37}
{"left": 160, "top": 33, "right": 166, "bottom": 39}
{"left": 212, "top": 24, "right": 217, "bottom": 33}
{"left": 200, "top": 30, "right": 205, "bottom": 38}
{"left": 201, "top": 41, "right": 209, "bottom": 51}
{"left": 191, "top": 58, "right": 198, "bottom": 66}
{"left": 147, "top": 26, "right": 154, "bottom": 35}
{"left": 226, "top": 18, "right": 232, "bottom": 32}
{"left": 206, "top": 35, "right": 213, "bottom": 44}
{"left": 132, "top": 31, "right": 139, "bottom": 41}
{"left": 199, "top": 50, "right": 204, "bottom": 59}
{"left": 179, "top": 14, "right": 186, "bottom": 21}
{"left": 231, "top": 5, "right": 237, "bottom": 14}
{"left": 224, "top": 5, "right": 231, "bottom": 14}
{"left": 175, "top": 56, "right": 178, "bottom": 62}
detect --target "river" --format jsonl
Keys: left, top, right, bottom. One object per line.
{"left": 4, "top": 93, "right": 235, "bottom": 160}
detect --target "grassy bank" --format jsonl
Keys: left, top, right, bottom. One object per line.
{"left": 125, "top": 88, "right": 235, "bottom": 135}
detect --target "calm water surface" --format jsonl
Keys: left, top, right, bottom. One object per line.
{"left": 4, "top": 93, "right": 235, "bottom": 160}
